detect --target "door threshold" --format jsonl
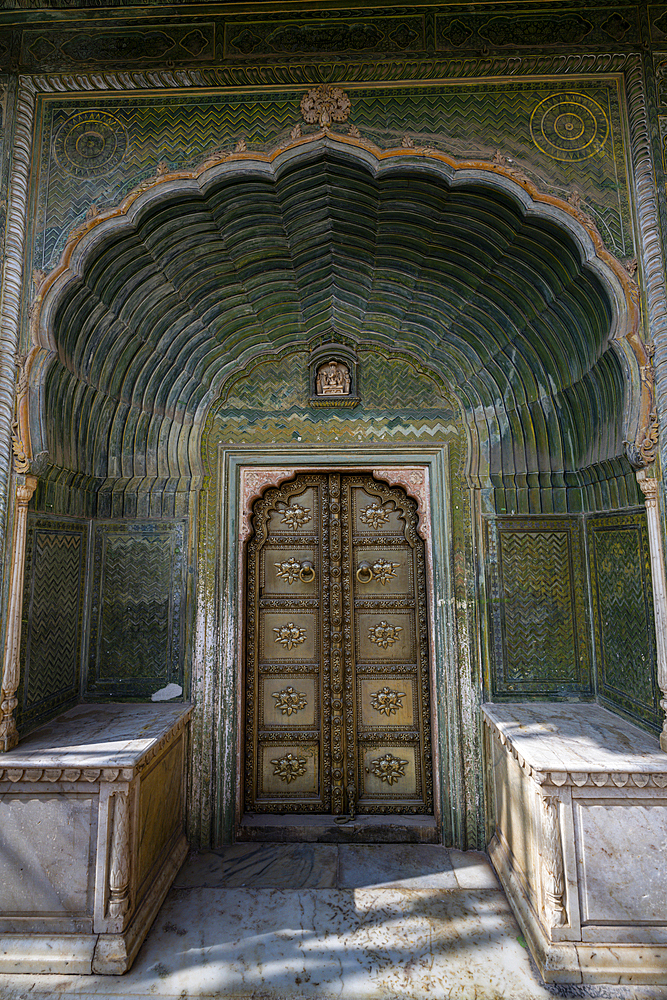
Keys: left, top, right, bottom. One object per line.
{"left": 237, "top": 814, "right": 439, "bottom": 843}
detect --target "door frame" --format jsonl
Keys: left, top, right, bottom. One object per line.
{"left": 241, "top": 467, "right": 436, "bottom": 821}
{"left": 201, "top": 443, "right": 463, "bottom": 845}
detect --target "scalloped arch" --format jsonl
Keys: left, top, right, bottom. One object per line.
{"left": 27, "top": 136, "right": 644, "bottom": 493}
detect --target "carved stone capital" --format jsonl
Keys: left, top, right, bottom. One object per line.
{"left": 637, "top": 469, "right": 660, "bottom": 505}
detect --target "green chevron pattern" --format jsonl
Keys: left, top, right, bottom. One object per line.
{"left": 588, "top": 513, "right": 661, "bottom": 730}
{"left": 34, "top": 76, "right": 631, "bottom": 271}
{"left": 489, "top": 517, "right": 592, "bottom": 696}
{"left": 88, "top": 522, "right": 185, "bottom": 699}
{"left": 18, "top": 519, "right": 87, "bottom": 730}
{"left": 210, "top": 348, "right": 458, "bottom": 446}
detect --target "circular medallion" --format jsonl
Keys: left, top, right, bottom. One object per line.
{"left": 530, "top": 93, "right": 609, "bottom": 161}
{"left": 54, "top": 111, "right": 127, "bottom": 178}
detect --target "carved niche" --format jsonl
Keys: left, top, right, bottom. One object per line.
{"left": 308, "top": 343, "right": 360, "bottom": 408}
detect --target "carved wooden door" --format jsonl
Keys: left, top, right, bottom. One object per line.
{"left": 244, "top": 473, "right": 432, "bottom": 817}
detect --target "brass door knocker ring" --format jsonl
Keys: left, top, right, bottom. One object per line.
{"left": 299, "top": 560, "right": 316, "bottom": 584}
{"left": 356, "top": 561, "right": 373, "bottom": 584}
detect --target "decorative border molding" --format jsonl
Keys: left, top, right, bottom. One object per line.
{"left": 0, "top": 706, "right": 191, "bottom": 782}
{"left": 25, "top": 53, "right": 640, "bottom": 91}
{"left": 484, "top": 717, "right": 667, "bottom": 789}
{"left": 372, "top": 466, "right": 430, "bottom": 543}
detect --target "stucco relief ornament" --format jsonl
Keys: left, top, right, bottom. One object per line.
{"left": 368, "top": 621, "right": 403, "bottom": 648}
{"left": 316, "top": 360, "right": 351, "bottom": 396}
{"left": 273, "top": 623, "right": 307, "bottom": 650}
{"left": 11, "top": 424, "right": 30, "bottom": 475}
{"left": 272, "top": 686, "right": 308, "bottom": 716}
{"left": 300, "top": 85, "right": 351, "bottom": 130}
{"left": 271, "top": 752, "right": 308, "bottom": 783}
{"left": 368, "top": 753, "right": 408, "bottom": 785}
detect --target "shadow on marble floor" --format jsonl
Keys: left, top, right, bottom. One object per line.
{"left": 172, "top": 842, "right": 489, "bottom": 890}
{"left": 0, "top": 845, "right": 665, "bottom": 1000}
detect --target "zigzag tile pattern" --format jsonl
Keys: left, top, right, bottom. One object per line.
{"left": 38, "top": 96, "right": 302, "bottom": 269}
{"left": 588, "top": 516, "right": 660, "bottom": 727}
{"left": 353, "top": 89, "right": 629, "bottom": 253}
{"left": 88, "top": 523, "right": 184, "bottom": 697}
{"left": 36, "top": 80, "right": 630, "bottom": 267}
{"left": 44, "top": 145, "right": 626, "bottom": 503}
{"left": 21, "top": 527, "right": 84, "bottom": 725}
{"left": 499, "top": 529, "right": 578, "bottom": 684}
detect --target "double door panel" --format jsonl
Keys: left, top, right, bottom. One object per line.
{"left": 245, "top": 473, "right": 432, "bottom": 815}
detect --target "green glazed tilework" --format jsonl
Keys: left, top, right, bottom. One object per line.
{"left": 87, "top": 520, "right": 186, "bottom": 700}
{"left": 32, "top": 76, "right": 630, "bottom": 272}
{"left": 18, "top": 515, "right": 88, "bottom": 731}
{"left": 587, "top": 510, "right": 661, "bottom": 731}
{"left": 487, "top": 515, "right": 593, "bottom": 698}
{"left": 207, "top": 348, "right": 460, "bottom": 449}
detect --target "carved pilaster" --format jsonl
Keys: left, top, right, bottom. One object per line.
{"left": 540, "top": 793, "right": 567, "bottom": 928}
{"left": 0, "top": 79, "right": 36, "bottom": 568}
{"left": 108, "top": 789, "right": 131, "bottom": 920}
{"left": 636, "top": 470, "right": 667, "bottom": 753}
{"left": 0, "top": 475, "right": 37, "bottom": 752}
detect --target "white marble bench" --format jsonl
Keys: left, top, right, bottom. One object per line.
{"left": 483, "top": 702, "right": 667, "bottom": 984}
{"left": 0, "top": 702, "right": 191, "bottom": 975}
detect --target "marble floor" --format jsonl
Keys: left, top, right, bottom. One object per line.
{"left": 1, "top": 844, "right": 665, "bottom": 1000}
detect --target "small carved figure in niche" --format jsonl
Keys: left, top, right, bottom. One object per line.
{"left": 316, "top": 360, "right": 351, "bottom": 396}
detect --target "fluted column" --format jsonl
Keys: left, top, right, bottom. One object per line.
{"left": 0, "top": 474, "right": 37, "bottom": 752}
{"left": 636, "top": 470, "right": 667, "bottom": 753}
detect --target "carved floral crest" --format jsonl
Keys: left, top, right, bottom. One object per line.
{"left": 370, "top": 687, "right": 406, "bottom": 716}
{"left": 300, "top": 85, "right": 351, "bottom": 129}
{"left": 280, "top": 505, "right": 311, "bottom": 530}
{"left": 368, "top": 621, "right": 403, "bottom": 648}
{"left": 272, "top": 686, "right": 308, "bottom": 716}
{"left": 368, "top": 753, "right": 408, "bottom": 785}
{"left": 274, "top": 557, "right": 303, "bottom": 585}
{"left": 270, "top": 752, "right": 308, "bottom": 783}
{"left": 273, "top": 623, "right": 307, "bottom": 650}
{"left": 360, "top": 503, "right": 390, "bottom": 529}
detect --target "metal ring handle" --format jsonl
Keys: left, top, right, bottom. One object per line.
{"left": 356, "top": 562, "right": 373, "bottom": 584}
{"left": 299, "top": 561, "right": 315, "bottom": 584}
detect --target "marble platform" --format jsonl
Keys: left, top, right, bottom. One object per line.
{"left": 3, "top": 843, "right": 665, "bottom": 1000}
{"left": 483, "top": 702, "right": 667, "bottom": 986}
{"left": 0, "top": 703, "right": 192, "bottom": 975}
